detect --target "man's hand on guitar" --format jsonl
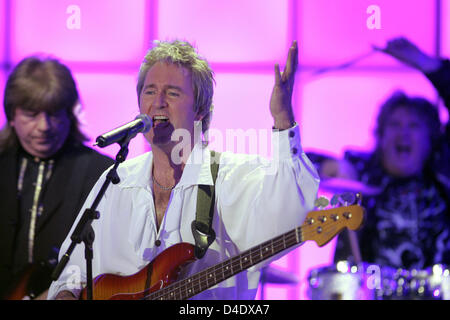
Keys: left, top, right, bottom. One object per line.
{"left": 54, "top": 290, "right": 77, "bottom": 300}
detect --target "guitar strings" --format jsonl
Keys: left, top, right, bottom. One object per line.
{"left": 146, "top": 218, "right": 350, "bottom": 300}
{"left": 143, "top": 230, "right": 301, "bottom": 300}
{"left": 143, "top": 216, "right": 350, "bottom": 300}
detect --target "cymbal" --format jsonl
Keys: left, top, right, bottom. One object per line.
{"left": 319, "top": 177, "right": 382, "bottom": 196}
{"left": 260, "top": 266, "right": 299, "bottom": 284}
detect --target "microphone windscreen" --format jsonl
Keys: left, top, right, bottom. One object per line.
{"left": 135, "top": 114, "right": 152, "bottom": 133}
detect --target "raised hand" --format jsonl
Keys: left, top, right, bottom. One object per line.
{"left": 373, "top": 37, "right": 441, "bottom": 73}
{"left": 270, "top": 40, "right": 298, "bottom": 130}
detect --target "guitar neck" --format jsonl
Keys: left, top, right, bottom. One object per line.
{"left": 147, "top": 227, "right": 303, "bottom": 300}
{"left": 145, "top": 204, "right": 364, "bottom": 300}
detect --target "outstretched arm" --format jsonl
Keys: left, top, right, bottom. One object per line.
{"left": 375, "top": 37, "right": 450, "bottom": 113}
{"left": 375, "top": 36, "right": 450, "bottom": 158}
{"left": 374, "top": 37, "right": 442, "bottom": 73}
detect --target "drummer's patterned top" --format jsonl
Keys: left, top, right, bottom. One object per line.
{"left": 334, "top": 150, "right": 450, "bottom": 270}
{"left": 331, "top": 60, "right": 450, "bottom": 271}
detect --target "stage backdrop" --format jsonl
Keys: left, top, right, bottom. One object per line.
{"left": 0, "top": 0, "right": 448, "bottom": 300}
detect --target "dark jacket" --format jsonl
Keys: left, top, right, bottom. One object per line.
{"left": 0, "top": 142, "right": 114, "bottom": 298}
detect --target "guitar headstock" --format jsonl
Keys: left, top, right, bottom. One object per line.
{"left": 303, "top": 195, "right": 365, "bottom": 247}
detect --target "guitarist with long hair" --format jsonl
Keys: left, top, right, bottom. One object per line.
{"left": 0, "top": 57, "right": 114, "bottom": 300}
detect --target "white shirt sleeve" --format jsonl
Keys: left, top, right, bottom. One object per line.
{"left": 216, "top": 124, "right": 320, "bottom": 258}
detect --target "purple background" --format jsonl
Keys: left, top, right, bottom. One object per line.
{"left": 1, "top": 0, "right": 448, "bottom": 300}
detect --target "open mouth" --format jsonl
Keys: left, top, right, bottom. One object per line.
{"left": 152, "top": 115, "right": 170, "bottom": 127}
{"left": 395, "top": 144, "right": 412, "bottom": 157}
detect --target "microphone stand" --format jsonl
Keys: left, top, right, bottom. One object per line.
{"left": 51, "top": 138, "right": 131, "bottom": 300}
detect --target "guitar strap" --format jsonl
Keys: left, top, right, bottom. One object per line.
{"left": 191, "top": 150, "right": 221, "bottom": 259}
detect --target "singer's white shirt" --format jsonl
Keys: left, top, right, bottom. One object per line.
{"left": 47, "top": 124, "right": 319, "bottom": 300}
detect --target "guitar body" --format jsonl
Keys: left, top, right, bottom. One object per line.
{"left": 80, "top": 242, "right": 196, "bottom": 300}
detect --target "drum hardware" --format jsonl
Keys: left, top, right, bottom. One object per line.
{"left": 308, "top": 262, "right": 450, "bottom": 300}
{"left": 320, "top": 177, "right": 382, "bottom": 196}
{"left": 381, "top": 265, "right": 450, "bottom": 300}
{"left": 307, "top": 261, "right": 376, "bottom": 300}
{"left": 259, "top": 265, "right": 299, "bottom": 300}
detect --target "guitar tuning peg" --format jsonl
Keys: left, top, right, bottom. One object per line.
{"left": 314, "top": 196, "right": 329, "bottom": 209}
{"left": 330, "top": 194, "right": 340, "bottom": 207}
{"left": 356, "top": 192, "right": 363, "bottom": 205}
{"left": 340, "top": 192, "right": 356, "bottom": 205}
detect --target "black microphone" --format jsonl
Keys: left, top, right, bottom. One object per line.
{"left": 94, "top": 114, "right": 152, "bottom": 148}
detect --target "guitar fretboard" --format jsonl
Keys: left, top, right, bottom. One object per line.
{"left": 146, "top": 227, "right": 303, "bottom": 300}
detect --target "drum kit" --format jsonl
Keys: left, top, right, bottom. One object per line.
{"left": 306, "top": 177, "right": 450, "bottom": 300}
{"left": 307, "top": 261, "right": 450, "bottom": 300}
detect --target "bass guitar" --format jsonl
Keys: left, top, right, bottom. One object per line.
{"left": 81, "top": 203, "right": 364, "bottom": 300}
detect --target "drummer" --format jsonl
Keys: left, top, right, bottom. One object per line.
{"left": 310, "top": 37, "right": 450, "bottom": 271}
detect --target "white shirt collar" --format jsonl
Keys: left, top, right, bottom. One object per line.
{"left": 176, "top": 142, "right": 214, "bottom": 188}
{"left": 116, "top": 142, "right": 214, "bottom": 189}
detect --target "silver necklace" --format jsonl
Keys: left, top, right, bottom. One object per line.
{"left": 152, "top": 174, "right": 175, "bottom": 190}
